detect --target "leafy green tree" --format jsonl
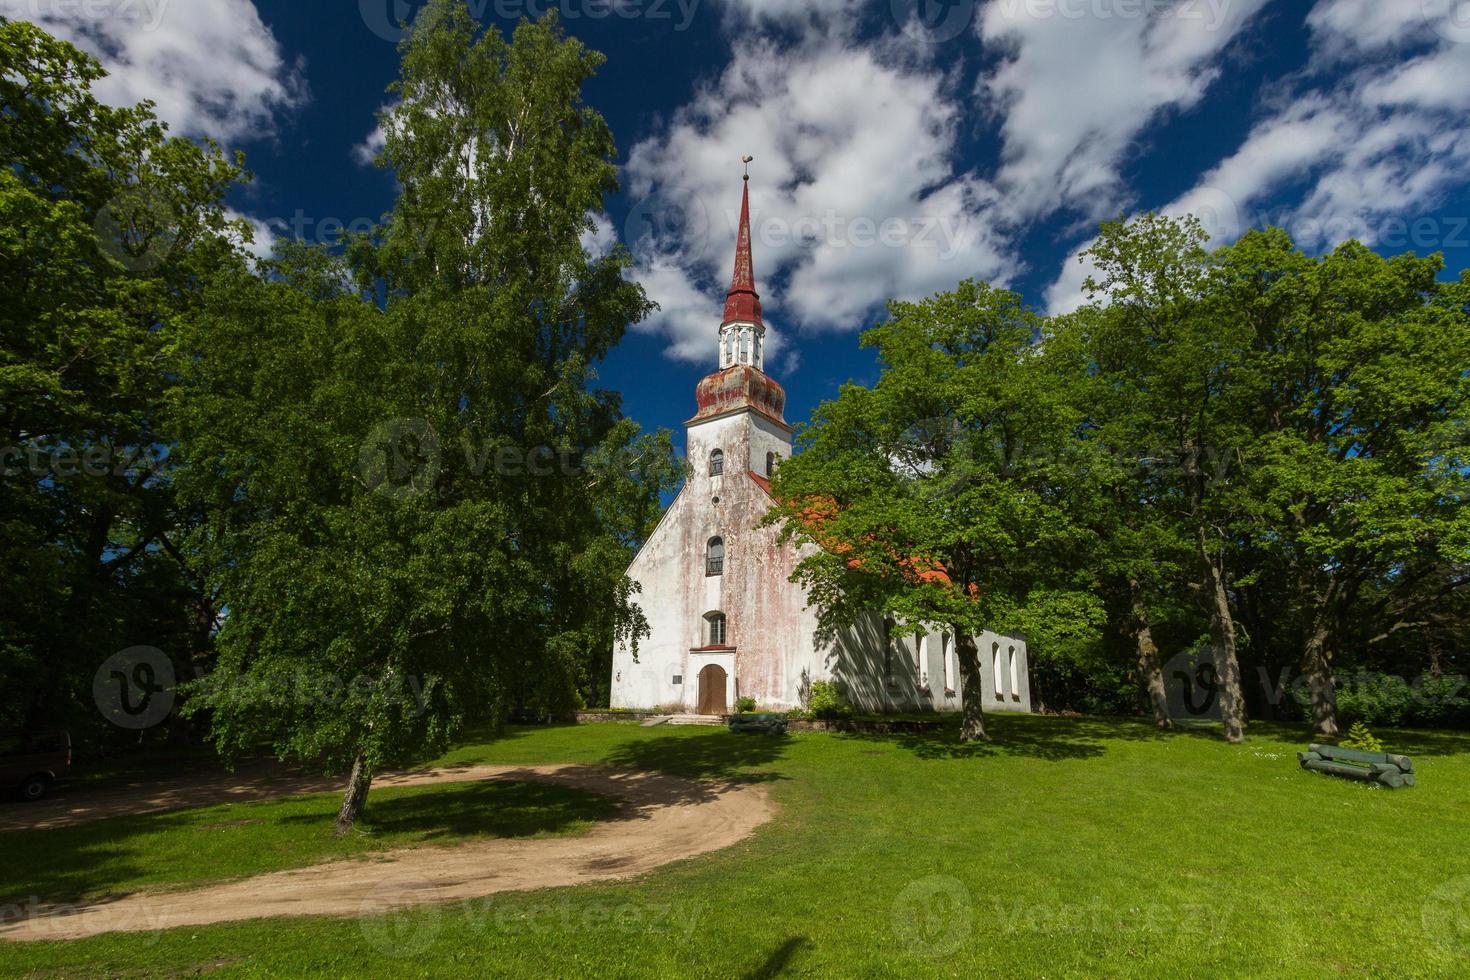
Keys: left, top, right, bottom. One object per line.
{"left": 174, "top": 5, "right": 675, "bottom": 833}
{"left": 1078, "top": 215, "right": 1256, "bottom": 741}
{"left": 0, "top": 19, "right": 250, "bottom": 731}
{"left": 767, "top": 280, "right": 1103, "bottom": 741}
{"left": 1214, "top": 231, "right": 1470, "bottom": 735}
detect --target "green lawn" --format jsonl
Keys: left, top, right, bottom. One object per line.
{"left": 0, "top": 778, "right": 617, "bottom": 905}
{"left": 4, "top": 715, "right": 1470, "bottom": 978}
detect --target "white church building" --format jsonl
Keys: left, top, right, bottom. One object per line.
{"left": 608, "top": 175, "right": 1032, "bottom": 717}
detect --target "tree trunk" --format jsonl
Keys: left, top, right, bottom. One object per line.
{"left": 335, "top": 751, "right": 374, "bottom": 837}
{"left": 1297, "top": 573, "right": 1341, "bottom": 739}
{"left": 1129, "top": 580, "right": 1172, "bottom": 730}
{"left": 1301, "top": 628, "right": 1339, "bottom": 739}
{"left": 1198, "top": 533, "right": 1247, "bottom": 743}
{"left": 953, "top": 631, "right": 988, "bottom": 742}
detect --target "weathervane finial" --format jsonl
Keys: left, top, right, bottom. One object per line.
{"left": 742, "top": 154, "right": 753, "bottom": 180}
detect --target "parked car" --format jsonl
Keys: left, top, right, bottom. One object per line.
{"left": 0, "top": 730, "right": 71, "bottom": 801}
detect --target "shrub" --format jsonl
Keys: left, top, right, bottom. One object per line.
{"left": 808, "top": 680, "right": 851, "bottom": 719}
{"left": 735, "top": 695, "right": 756, "bottom": 714}
{"left": 1340, "top": 721, "right": 1384, "bottom": 753}
{"left": 1293, "top": 671, "right": 1470, "bottom": 728}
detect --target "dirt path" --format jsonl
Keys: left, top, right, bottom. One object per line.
{"left": 0, "top": 764, "right": 774, "bottom": 942}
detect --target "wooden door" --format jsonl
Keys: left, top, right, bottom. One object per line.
{"left": 697, "top": 664, "right": 727, "bottom": 715}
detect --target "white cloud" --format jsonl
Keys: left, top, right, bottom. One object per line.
{"left": 352, "top": 102, "right": 399, "bottom": 166}
{"left": 580, "top": 212, "right": 617, "bottom": 260}
{"left": 625, "top": 35, "right": 1014, "bottom": 361}
{"left": 224, "top": 207, "right": 276, "bottom": 263}
{"left": 4, "top": 0, "right": 306, "bottom": 144}
{"left": 977, "top": 0, "right": 1273, "bottom": 223}
{"left": 1045, "top": 0, "right": 1470, "bottom": 313}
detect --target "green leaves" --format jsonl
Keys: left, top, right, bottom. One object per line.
{"left": 170, "top": 5, "right": 677, "bottom": 784}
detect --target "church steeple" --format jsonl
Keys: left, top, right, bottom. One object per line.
{"left": 718, "top": 160, "right": 765, "bottom": 371}
{"left": 691, "top": 160, "right": 787, "bottom": 429}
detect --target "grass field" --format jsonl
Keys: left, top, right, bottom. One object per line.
{"left": 1, "top": 779, "right": 618, "bottom": 906}
{"left": 3, "top": 715, "right": 1470, "bottom": 977}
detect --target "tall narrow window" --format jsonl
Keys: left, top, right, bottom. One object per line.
{"left": 724, "top": 331, "right": 733, "bottom": 366}
{"left": 765, "top": 451, "right": 776, "bottom": 477}
{"left": 1009, "top": 646, "right": 1019, "bottom": 699}
{"left": 993, "top": 641, "right": 1003, "bottom": 696}
{"left": 706, "top": 536, "right": 724, "bottom": 576}
{"left": 943, "top": 634, "right": 955, "bottom": 693}
{"left": 739, "top": 331, "right": 750, "bottom": 363}
{"left": 914, "top": 630, "right": 926, "bottom": 677}
{"left": 709, "top": 449, "right": 724, "bottom": 476}
{"left": 883, "top": 616, "right": 894, "bottom": 678}
{"left": 705, "top": 611, "right": 727, "bottom": 646}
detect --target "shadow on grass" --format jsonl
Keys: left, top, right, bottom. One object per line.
{"left": 329, "top": 779, "right": 617, "bottom": 841}
{"left": 840, "top": 712, "right": 1470, "bottom": 762}
{"left": 599, "top": 730, "right": 790, "bottom": 796}
{"left": 742, "top": 936, "right": 809, "bottom": 978}
{"left": 0, "top": 808, "right": 205, "bottom": 908}
{"left": 844, "top": 713, "right": 1232, "bottom": 762}
{"left": 0, "top": 779, "right": 619, "bottom": 910}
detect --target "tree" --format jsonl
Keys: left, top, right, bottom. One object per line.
{"left": 0, "top": 20, "right": 250, "bottom": 731}
{"left": 1079, "top": 215, "right": 1256, "bottom": 742}
{"left": 173, "top": 4, "right": 675, "bottom": 834}
{"left": 767, "top": 280, "right": 1103, "bottom": 741}
{"left": 1214, "top": 231, "right": 1470, "bottom": 736}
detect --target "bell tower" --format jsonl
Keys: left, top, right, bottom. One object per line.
{"left": 686, "top": 165, "right": 791, "bottom": 477}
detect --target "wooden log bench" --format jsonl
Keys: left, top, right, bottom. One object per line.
{"left": 728, "top": 712, "right": 788, "bottom": 735}
{"left": 1297, "top": 743, "right": 1416, "bottom": 788}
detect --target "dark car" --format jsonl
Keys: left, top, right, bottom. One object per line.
{"left": 0, "top": 730, "right": 71, "bottom": 801}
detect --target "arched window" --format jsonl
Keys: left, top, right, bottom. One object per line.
{"left": 709, "top": 449, "right": 724, "bottom": 476}
{"left": 706, "top": 536, "right": 724, "bottom": 576}
{"left": 739, "top": 331, "right": 750, "bottom": 363}
{"left": 993, "top": 641, "right": 1004, "bottom": 696}
{"left": 765, "top": 451, "right": 776, "bottom": 477}
{"left": 1009, "top": 645, "right": 1019, "bottom": 699}
{"left": 704, "top": 611, "right": 727, "bottom": 646}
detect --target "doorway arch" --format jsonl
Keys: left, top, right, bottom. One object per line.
{"left": 697, "top": 664, "right": 728, "bottom": 715}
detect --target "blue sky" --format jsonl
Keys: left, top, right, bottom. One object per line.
{"left": 13, "top": 0, "right": 1470, "bottom": 446}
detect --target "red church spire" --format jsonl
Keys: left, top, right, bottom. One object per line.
{"left": 721, "top": 166, "right": 763, "bottom": 327}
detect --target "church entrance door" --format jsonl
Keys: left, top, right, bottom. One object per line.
{"left": 697, "top": 664, "right": 728, "bottom": 715}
